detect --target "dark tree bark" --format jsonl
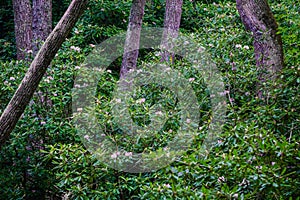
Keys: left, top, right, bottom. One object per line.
{"left": 236, "top": 0, "right": 284, "bottom": 98}
{"left": 161, "top": 0, "right": 183, "bottom": 63}
{"left": 120, "top": 0, "right": 146, "bottom": 78}
{"left": 12, "top": 0, "right": 32, "bottom": 60}
{"left": 32, "top": 0, "right": 53, "bottom": 110}
{"left": 0, "top": 0, "right": 88, "bottom": 146}
{"left": 32, "top": 0, "right": 52, "bottom": 55}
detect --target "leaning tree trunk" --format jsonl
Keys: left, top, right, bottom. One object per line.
{"left": 12, "top": 0, "right": 32, "bottom": 60}
{"left": 236, "top": 0, "right": 284, "bottom": 98}
{"left": 161, "top": 0, "right": 183, "bottom": 63}
{"left": 0, "top": 0, "right": 88, "bottom": 146}
{"left": 120, "top": 0, "right": 146, "bottom": 78}
{"left": 32, "top": 0, "right": 52, "bottom": 55}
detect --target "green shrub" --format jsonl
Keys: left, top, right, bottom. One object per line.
{"left": 0, "top": 0, "right": 299, "bottom": 199}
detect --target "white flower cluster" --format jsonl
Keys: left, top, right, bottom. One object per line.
{"left": 70, "top": 46, "right": 81, "bottom": 52}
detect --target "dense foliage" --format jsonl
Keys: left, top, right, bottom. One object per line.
{"left": 0, "top": 0, "right": 299, "bottom": 199}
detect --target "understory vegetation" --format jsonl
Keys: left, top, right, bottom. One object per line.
{"left": 0, "top": 0, "right": 299, "bottom": 199}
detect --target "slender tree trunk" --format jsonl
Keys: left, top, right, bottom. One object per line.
{"left": 12, "top": 0, "right": 32, "bottom": 60}
{"left": 120, "top": 0, "right": 146, "bottom": 78}
{"left": 32, "top": 0, "right": 52, "bottom": 55}
{"left": 236, "top": 0, "right": 284, "bottom": 98}
{"left": 32, "top": 0, "right": 53, "bottom": 110}
{"left": 161, "top": 0, "right": 183, "bottom": 63}
{"left": 0, "top": 0, "right": 88, "bottom": 147}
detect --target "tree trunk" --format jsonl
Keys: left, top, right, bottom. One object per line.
{"left": 120, "top": 0, "right": 146, "bottom": 78}
{"left": 32, "top": 0, "right": 53, "bottom": 111}
{"left": 12, "top": 0, "right": 32, "bottom": 60}
{"left": 0, "top": 0, "right": 88, "bottom": 147}
{"left": 161, "top": 0, "right": 183, "bottom": 63}
{"left": 236, "top": 0, "right": 284, "bottom": 98}
{"left": 32, "top": 0, "right": 52, "bottom": 55}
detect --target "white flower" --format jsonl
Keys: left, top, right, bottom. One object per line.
{"left": 89, "top": 44, "right": 95, "bottom": 48}
{"left": 125, "top": 152, "right": 133, "bottom": 157}
{"left": 75, "top": 66, "right": 81, "bottom": 70}
{"left": 243, "top": 45, "right": 250, "bottom": 50}
{"left": 111, "top": 153, "right": 118, "bottom": 159}
{"left": 41, "top": 121, "right": 46, "bottom": 125}
{"left": 220, "top": 90, "right": 229, "bottom": 96}
{"left": 165, "top": 67, "right": 171, "bottom": 72}
{"left": 188, "top": 78, "right": 195, "bottom": 82}
{"left": 9, "top": 77, "right": 15, "bottom": 81}
{"left": 186, "top": 118, "right": 191, "bottom": 124}
{"left": 235, "top": 44, "right": 242, "bottom": 48}
{"left": 164, "top": 184, "right": 171, "bottom": 188}
{"left": 70, "top": 46, "right": 81, "bottom": 52}
{"left": 115, "top": 98, "right": 121, "bottom": 103}
{"left": 84, "top": 135, "right": 89, "bottom": 140}
{"left": 107, "top": 69, "right": 112, "bottom": 73}
{"left": 74, "top": 30, "right": 79, "bottom": 34}
{"left": 27, "top": 50, "right": 33, "bottom": 54}
{"left": 271, "top": 162, "right": 276, "bottom": 166}
{"left": 77, "top": 108, "right": 83, "bottom": 112}
{"left": 218, "top": 176, "right": 226, "bottom": 183}
{"left": 155, "top": 111, "right": 163, "bottom": 116}
{"left": 111, "top": 151, "right": 121, "bottom": 159}
{"left": 197, "top": 47, "right": 205, "bottom": 53}
{"left": 137, "top": 98, "right": 146, "bottom": 104}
